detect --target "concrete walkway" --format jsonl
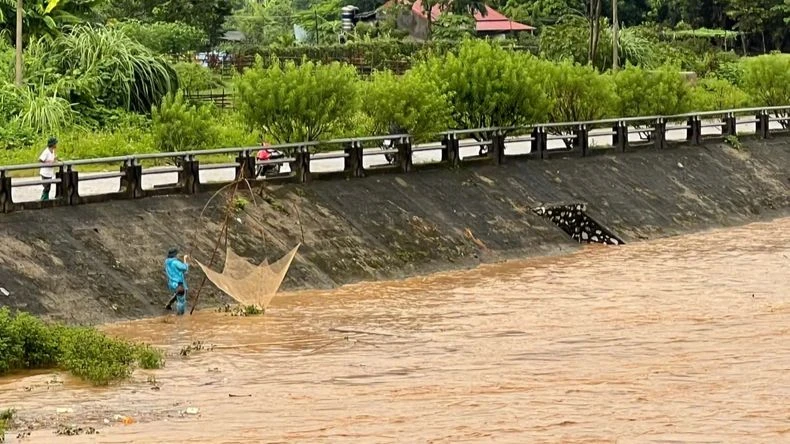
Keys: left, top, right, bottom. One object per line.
{"left": 9, "top": 121, "right": 770, "bottom": 203}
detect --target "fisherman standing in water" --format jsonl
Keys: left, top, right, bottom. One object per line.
{"left": 164, "top": 248, "right": 190, "bottom": 315}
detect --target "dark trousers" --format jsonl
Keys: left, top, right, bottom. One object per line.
{"left": 41, "top": 175, "right": 52, "bottom": 201}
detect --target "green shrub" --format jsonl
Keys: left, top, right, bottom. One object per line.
{"left": 134, "top": 344, "right": 166, "bottom": 370}
{"left": 0, "top": 122, "right": 37, "bottom": 151}
{"left": 689, "top": 77, "right": 750, "bottom": 111}
{"left": 0, "top": 308, "right": 23, "bottom": 374}
{"left": 118, "top": 20, "right": 207, "bottom": 56}
{"left": 212, "top": 111, "right": 261, "bottom": 148}
{"left": 8, "top": 312, "right": 60, "bottom": 369}
{"left": 0, "top": 408, "right": 13, "bottom": 441}
{"left": 152, "top": 90, "right": 216, "bottom": 152}
{"left": 58, "top": 327, "right": 137, "bottom": 385}
{"left": 235, "top": 57, "right": 360, "bottom": 143}
{"left": 362, "top": 69, "right": 452, "bottom": 142}
{"left": 714, "top": 60, "right": 745, "bottom": 86}
{"left": 0, "top": 308, "right": 165, "bottom": 386}
{"left": 543, "top": 60, "right": 617, "bottom": 124}
{"left": 741, "top": 54, "right": 790, "bottom": 107}
{"left": 173, "top": 62, "right": 220, "bottom": 93}
{"left": 432, "top": 15, "right": 476, "bottom": 42}
{"left": 613, "top": 65, "right": 692, "bottom": 117}
{"left": 415, "top": 39, "right": 551, "bottom": 131}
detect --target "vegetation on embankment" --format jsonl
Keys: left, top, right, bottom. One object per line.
{"left": 2, "top": 29, "right": 790, "bottom": 169}
{"left": 0, "top": 308, "right": 164, "bottom": 385}
{"left": 1, "top": 135, "right": 788, "bottom": 325}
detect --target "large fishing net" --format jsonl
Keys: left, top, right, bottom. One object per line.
{"left": 196, "top": 243, "right": 300, "bottom": 309}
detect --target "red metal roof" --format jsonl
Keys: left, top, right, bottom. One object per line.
{"left": 409, "top": 0, "right": 535, "bottom": 32}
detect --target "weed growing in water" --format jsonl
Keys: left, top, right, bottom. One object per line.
{"left": 0, "top": 409, "right": 15, "bottom": 442}
{"left": 135, "top": 345, "right": 166, "bottom": 370}
{"left": 216, "top": 304, "right": 265, "bottom": 316}
{"left": 179, "top": 341, "right": 216, "bottom": 357}
{"left": 0, "top": 308, "right": 165, "bottom": 386}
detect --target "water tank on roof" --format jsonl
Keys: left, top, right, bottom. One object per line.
{"left": 341, "top": 5, "right": 359, "bottom": 32}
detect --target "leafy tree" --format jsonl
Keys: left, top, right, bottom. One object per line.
{"left": 235, "top": 57, "right": 360, "bottom": 143}
{"left": 152, "top": 90, "right": 216, "bottom": 152}
{"left": 118, "top": 21, "right": 207, "bottom": 56}
{"left": 172, "top": 62, "right": 219, "bottom": 93}
{"left": 740, "top": 53, "right": 790, "bottom": 107}
{"left": 432, "top": 14, "right": 476, "bottom": 41}
{"left": 688, "top": 76, "right": 749, "bottom": 110}
{"left": 542, "top": 60, "right": 616, "bottom": 123}
{"left": 442, "top": 0, "right": 488, "bottom": 16}
{"left": 612, "top": 65, "right": 692, "bottom": 117}
{"left": 101, "top": 0, "right": 232, "bottom": 46}
{"left": 726, "top": 0, "right": 781, "bottom": 53}
{"left": 502, "top": 0, "right": 584, "bottom": 25}
{"left": 540, "top": 16, "right": 658, "bottom": 71}
{"left": 228, "top": 0, "right": 296, "bottom": 47}
{"left": 648, "top": 0, "right": 729, "bottom": 29}
{"left": 0, "top": 0, "right": 103, "bottom": 40}
{"left": 362, "top": 69, "right": 452, "bottom": 142}
{"left": 415, "top": 39, "right": 551, "bottom": 131}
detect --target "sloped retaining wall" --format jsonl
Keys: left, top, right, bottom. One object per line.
{"left": 0, "top": 138, "right": 788, "bottom": 324}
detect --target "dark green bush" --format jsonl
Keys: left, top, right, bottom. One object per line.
{"left": 0, "top": 308, "right": 165, "bottom": 386}
{"left": 118, "top": 20, "right": 207, "bottom": 56}
{"left": 152, "top": 90, "right": 217, "bottom": 152}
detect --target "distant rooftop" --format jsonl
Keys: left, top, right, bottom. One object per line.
{"left": 408, "top": 0, "right": 535, "bottom": 32}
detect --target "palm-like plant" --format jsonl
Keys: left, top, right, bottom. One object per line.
{"left": 0, "top": 0, "right": 103, "bottom": 40}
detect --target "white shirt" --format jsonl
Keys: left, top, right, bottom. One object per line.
{"left": 39, "top": 148, "right": 56, "bottom": 178}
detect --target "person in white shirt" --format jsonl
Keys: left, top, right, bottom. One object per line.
{"left": 38, "top": 137, "right": 58, "bottom": 201}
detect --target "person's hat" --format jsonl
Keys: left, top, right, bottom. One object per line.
{"left": 47, "top": 137, "right": 58, "bottom": 147}
{"left": 167, "top": 248, "right": 178, "bottom": 258}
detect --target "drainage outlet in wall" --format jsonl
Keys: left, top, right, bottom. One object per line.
{"left": 534, "top": 204, "right": 624, "bottom": 245}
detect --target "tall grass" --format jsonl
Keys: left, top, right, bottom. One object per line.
{"left": 15, "top": 87, "right": 75, "bottom": 134}
{"left": 27, "top": 25, "right": 176, "bottom": 113}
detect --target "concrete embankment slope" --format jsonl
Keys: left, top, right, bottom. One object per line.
{"left": 1, "top": 139, "right": 788, "bottom": 323}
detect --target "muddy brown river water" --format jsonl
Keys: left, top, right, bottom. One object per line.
{"left": 2, "top": 218, "right": 789, "bottom": 443}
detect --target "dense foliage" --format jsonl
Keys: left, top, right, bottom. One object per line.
{"left": 235, "top": 58, "right": 360, "bottom": 142}
{"left": 118, "top": 20, "right": 208, "bottom": 56}
{"left": 414, "top": 39, "right": 551, "bottom": 130}
{"left": 0, "top": 0, "right": 789, "bottom": 167}
{"left": 152, "top": 91, "right": 217, "bottom": 152}
{"left": 362, "top": 69, "right": 452, "bottom": 141}
{"left": 0, "top": 308, "right": 164, "bottom": 385}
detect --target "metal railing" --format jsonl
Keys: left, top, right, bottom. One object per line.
{"left": 1, "top": 106, "right": 788, "bottom": 213}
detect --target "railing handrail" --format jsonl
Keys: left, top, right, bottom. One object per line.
{"left": 2, "top": 106, "right": 788, "bottom": 171}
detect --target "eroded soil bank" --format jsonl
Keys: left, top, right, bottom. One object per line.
{"left": 0, "top": 138, "right": 788, "bottom": 324}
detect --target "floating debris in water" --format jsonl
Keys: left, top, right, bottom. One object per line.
{"left": 179, "top": 341, "right": 216, "bottom": 357}
{"left": 216, "top": 304, "right": 265, "bottom": 317}
{"left": 55, "top": 425, "right": 98, "bottom": 436}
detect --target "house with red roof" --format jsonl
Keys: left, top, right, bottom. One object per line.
{"left": 385, "top": 0, "right": 534, "bottom": 40}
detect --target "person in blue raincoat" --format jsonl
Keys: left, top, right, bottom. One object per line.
{"left": 164, "top": 248, "right": 190, "bottom": 315}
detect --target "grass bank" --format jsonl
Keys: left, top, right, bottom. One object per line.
{"left": 0, "top": 308, "right": 164, "bottom": 385}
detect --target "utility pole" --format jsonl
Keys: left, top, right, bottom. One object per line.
{"left": 612, "top": 0, "right": 619, "bottom": 71}
{"left": 15, "top": 0, "right": 23, "bottom": 86}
